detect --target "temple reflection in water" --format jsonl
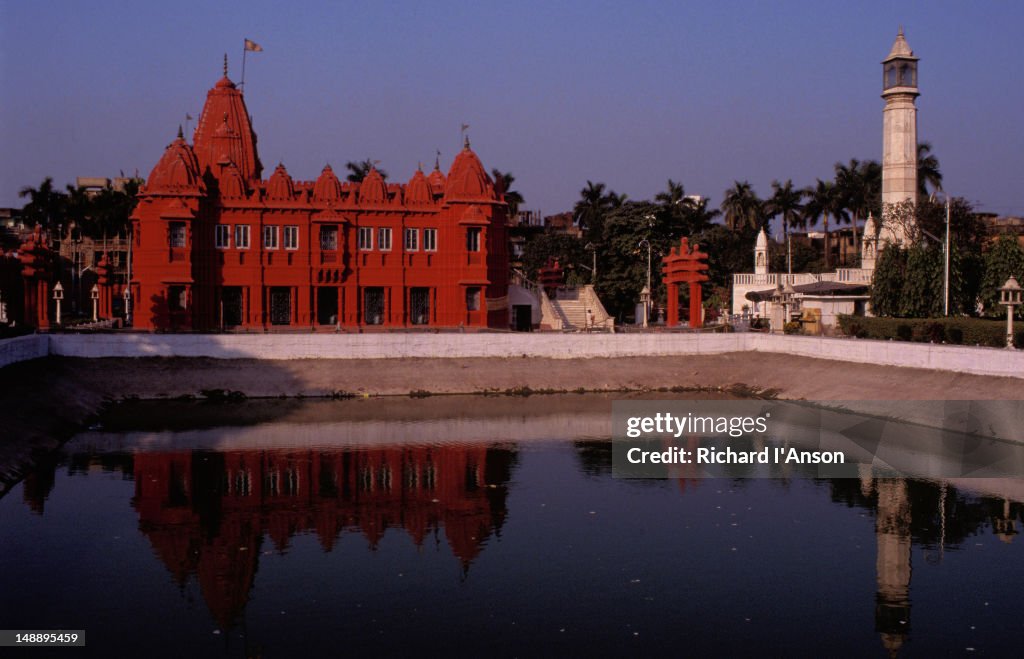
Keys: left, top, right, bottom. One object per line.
{"left": 6, "top": 429, "right": 1023, "bottom": 656}
{"left": 24, "top": 444, "right": 517, "bottom": 630}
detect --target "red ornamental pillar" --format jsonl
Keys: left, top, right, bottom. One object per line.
{"left": 666, "top": 283, "right": 679, "bottom": 328}
{"left": 95, "top": 253, "right": 113, "bottom": 319}
{"left": 660, "top": 238, "right": 709, "bottom": 328}
{"left": 19, "top": 227, "right": 52, "bottom": 330}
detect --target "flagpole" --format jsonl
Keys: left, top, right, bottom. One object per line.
{"left": 240, "top": 42, "right": 247, "bottom": 90}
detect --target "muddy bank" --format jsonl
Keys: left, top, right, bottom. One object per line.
{"left": 2, "top": 352, "right": 1021, "bottom": 494}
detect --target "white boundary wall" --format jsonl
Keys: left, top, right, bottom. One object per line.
{"left": 1, "top": 332, "right": 1022, "bottom": 379}
{"left": 0, "top": 334, "right": 48, "bottom": 369}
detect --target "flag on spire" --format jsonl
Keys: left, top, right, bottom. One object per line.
{"left": 244, "top": 38, "right": 263, "bottom": 52}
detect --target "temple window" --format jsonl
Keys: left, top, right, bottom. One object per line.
{"left": 404, "top": 228, "right": 419, "bottom": 251}
{"left": 466, "top": 227, "right": 481, "bottom": 252}
{"left": 169, "top": 222, "right": 186, "bottom": 248}
{"left": 263, "top": 225, "right": 279, "bottom": 249}
{"left": 424, "top": 228, "right": 438, "bottom": 251}
{"left": 378, "top": 227, "right": 392, "bottom": 251}
{"left": 320, "top": 225, "right": 338, "bottom": 251}
{"left": 215, "top": 225, "right": 230, "bottom": 249}
{"left": 283, "top": 225, "right": 299, "bottom": 250}
{"left": 234, "top": 225, "right": 250, "bottom": 249}
{"left": 358, "top": 226, "right": 373, "bottom": 251}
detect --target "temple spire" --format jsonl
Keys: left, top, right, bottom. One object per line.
{"left": 177, "top": 125, "right": 183, "bottom": 140}
{"left": 223, "top": 53, "right": 228, "bottom": 77}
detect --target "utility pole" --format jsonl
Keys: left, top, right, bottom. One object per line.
{"left": 944, "top": 197, "right": 950, "bottom": 316}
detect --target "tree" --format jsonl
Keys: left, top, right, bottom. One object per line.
{"left": 871, "top": 198, "right": 986, "bottom": 317}
{"left": 764, "top": 179, "right": 804, "bottom": 271}
{"left": 491, "top": 169, "right": 524, "bottom": 219}
{"left": 695, "top": 224, "right": 760, "bottom": 291}
{"left": 980, "top": 234, "right": 1024, "bottom": 317}
{"left": 520, "top": 233, "right": 587, "bottom": 283}
{"left": 917, "top": 141, "right": 943, "bottom": 200}
{"left": 720, "top": 181, "right": 763, "bottom": 233}
{"left": 593, "top": 201, "right": 677, "bottom": 320}
{"left": 85, "top": 180, "right": 140, "bottom": 240}
{"left": 345, "top": 159, "right": 388, "bottom": 182}
{"left": 18, "top": 177, "right": 67, "bottom": 232}
{"left": 802, "top": 179, "right": 849, "bottom": 270}
{"left": 870, "top": 246, "right": 908, "bottom": 316}
{"left": 834, "top": 159, "right": 881, "bottom": 250}
{"left": 684, "top": 197, "right": 720, "bottom": 237}
{"left": 901, "top": 242, "right": 944, "bottom": 317}
{"left": 573, "top": 180, "right": 621, "bottom": 244}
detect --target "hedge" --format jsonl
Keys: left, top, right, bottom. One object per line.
{"left": 837, "top": 315, "right": 1024, "bottom": 349}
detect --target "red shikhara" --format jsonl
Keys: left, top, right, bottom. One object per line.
{"left": 130, "top": 72, "right": 509, "bottom": 331}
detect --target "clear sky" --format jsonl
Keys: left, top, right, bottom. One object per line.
{"left": 2, "top": 0, "right": 1022, "bottom": 226}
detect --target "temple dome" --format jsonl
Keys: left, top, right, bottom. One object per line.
{"left": 405, "top": 169, "right": 432, "bottom": 206}
{"left": 219, "top": 162, "right": 246, "bottom": 199}
{"left": 755, "top": 227, "right": 768, "bottom": 250}
{"left": 428, "top": 163, "right": 446, "bottom": 196}
{"left": 312, "top": 165, "right": 343, "bottom": 203}
{"left": 145, "top": 134, "right": 204, "bottom": 195}
{"left": 357, "top": 167, "right": 387, "bottom": 205}
{"left": 266, "top": 163, "right": 295, "bottom": 200}
{"left": 445, "top": 143, "right": 494, "bottom": 201}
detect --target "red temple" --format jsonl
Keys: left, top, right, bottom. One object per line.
{"left": 129, "top": 69, "right": 509, "bottom": 331}
{"left": 661, "top": 237, "right": 709, "bottom": 328}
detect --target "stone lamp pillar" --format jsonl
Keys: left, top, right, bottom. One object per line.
{"left": 52, "top": 281, "right": 64, "bottom": 326}
{"left": 999, "top": 276, "right": 1022, "bottom": 349}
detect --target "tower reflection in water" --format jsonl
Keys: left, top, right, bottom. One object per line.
{"left": 127, "top": 445, "right": 516, "bottom": 629}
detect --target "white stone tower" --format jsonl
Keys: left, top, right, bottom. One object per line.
{"left": 754, "top": 228, "right": 769, "bottom": 275}
{"left": 880, "top": 27, "right": 919, "bottom": 247}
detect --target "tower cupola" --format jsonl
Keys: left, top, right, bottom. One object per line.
{"left": 882, "top": 27, "right": 919, "bottom": 96}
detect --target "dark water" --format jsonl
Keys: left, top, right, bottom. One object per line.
{"left": 2, "top": 396, "right": 1023, "bottom": 658}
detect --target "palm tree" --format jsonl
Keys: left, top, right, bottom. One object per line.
{"left": 917, "top": 141, "right": 943, "bottom": 199}
{"left": 18, "top": 176, "right": 67, "bottom": 232}
{"left": 834, "top": 159, "right": 881, "bottom": 251}
{"left": 802, "top": 179, "right": 849, "bottom": 270}
{"left": 764, "top": 179, "right": 804, "bottom": 273}
{"left": 685, "top": 197, "right": 720, "bottom": 235}
{"left": 655, "top": 179, "right": 687, "bottom": 209}
{"left": 491, "top": 169, "right": 524, "bottom": 218}
{"left": 720, "top": 181, "right": 763, "bottom": 232}
{"left": 574, "top": 180, "right": 612, "bottom": 242}
{"left": 345, "top": 159, "right": 388, "bottom": 183}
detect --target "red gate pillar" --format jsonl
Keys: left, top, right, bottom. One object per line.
{"left": 660, "top": 238, "right": 709, "bottom": 328}
{"left": 689, "top": 282, "right": 703, "bottom": 329}
{"left": 666, "top": 282, "right": 679, "bottom": 327}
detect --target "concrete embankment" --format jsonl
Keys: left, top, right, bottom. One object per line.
{"left": 2, "top": 345, "right": 1022, "bottom": 495}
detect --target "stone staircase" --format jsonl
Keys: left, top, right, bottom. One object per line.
{"left": 546, "top": 287, "right": 613, "bottom": 332}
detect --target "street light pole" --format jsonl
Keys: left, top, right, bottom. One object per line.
{"left": 943, "top": 197, "right": 950, "bottom": 316}
{"left": 585, "top": 242, "right": 597, "bottom": 284}
{"left": 638, "top": 239, "right": 652, "bottom": 328}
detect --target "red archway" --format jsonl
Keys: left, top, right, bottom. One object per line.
{"left": 661, "top": 238, "right": 709, "bottom": 328}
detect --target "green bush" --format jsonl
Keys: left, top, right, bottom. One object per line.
{"left": 783, "top": 321, "right": 802, "bottom": 335}
{"left": 837, "top": 315, "right": 1023, "bottom": 348}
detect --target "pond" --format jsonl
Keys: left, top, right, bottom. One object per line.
{"left": 1, "top": 395, "right": 1022, "bottom": 657}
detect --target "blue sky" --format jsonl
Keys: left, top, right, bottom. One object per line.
{"left": 2, "top": 0, "right": 1022, "bottom": 226}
